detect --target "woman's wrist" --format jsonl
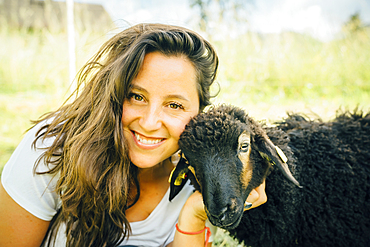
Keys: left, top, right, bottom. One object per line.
{"left": 177, "top": 193, "right": 207, "bottom": 232}
{"left": 171, "top": 191, "right": 209, "bottom": 247}
{"left": 175, "top": 223, "right": 211, "bottom": 247}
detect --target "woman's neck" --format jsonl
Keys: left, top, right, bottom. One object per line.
{"left": 125, "top": 158, "right": 175, "bottom": 222}
{"left": 137, "top": 158, "right": 174, "bottom": 184}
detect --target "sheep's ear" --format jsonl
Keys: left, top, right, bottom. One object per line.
{"left": 169, "top": 156, "right": 190, "bottom": 201}
{"left": 258, "top": 140, "right": 302, "bottom": 188}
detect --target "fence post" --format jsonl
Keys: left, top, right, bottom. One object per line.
{"left": 67, "top": 0, "right": 76, "bottom": 93}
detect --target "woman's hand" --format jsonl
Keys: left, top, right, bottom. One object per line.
{"left": 171, "top": 191, "right": 209, "bottom": 247}
{"left": 176, "top": 191, "right": 208, "bottom": 232}
{"left": 181, "top": 191, "right": 208, "bottom": 222}
{"left": 170, "top": 180, "right": 267, "bottom": 247}
{"left": 244, "top": 180, "right": 267, "bottom": 210}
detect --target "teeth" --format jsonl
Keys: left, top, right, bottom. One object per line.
{"left": 134, "top": 132, "right": 163, "bottom": 144}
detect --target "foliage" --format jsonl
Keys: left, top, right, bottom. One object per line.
{"left": 211, "top": 30, "right": 370, "bottom": 121}
{"left": 0, "top": 28, "right": 108, "bottom": 174}
{"left": 190, "top": 0, "right": 252, "bottom": 32}
{"left": 342, "top": 12, "right": 364, "bottom": 34}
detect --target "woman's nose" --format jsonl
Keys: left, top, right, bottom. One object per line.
{"left": 139, "top": 105, "right": 162, "bottom": 131}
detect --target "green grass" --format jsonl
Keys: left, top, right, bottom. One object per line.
{"left": 0, "top": 28, "right": 107, "bottom": 174}
{"left": 212, "top": 30, "right": 370, "bottom": 122}
{"left": 0, "top": 93, "right": 63, "bottom": 174}
{"left": 0, "top": 26, "right": 369, "bottom": 247}
{"left": 213, "top": 229, "right": 244, "bottom": 246}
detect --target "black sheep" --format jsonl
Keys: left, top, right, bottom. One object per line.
{"left": 169, "top": 104, "right": 370, "bottom": 247}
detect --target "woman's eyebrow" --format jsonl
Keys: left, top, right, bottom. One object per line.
{"left": 132, "top": 85, "right": 191, "bottom": 102}
{"left": 131, "top": 85, "right": 147, "bottom": 93}
{"left": 165, "top": 94, "right": 191, "bottom": 102}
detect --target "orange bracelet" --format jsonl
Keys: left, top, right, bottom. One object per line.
{"left": 175, "top": 223, "right": 211, "bottom": 247}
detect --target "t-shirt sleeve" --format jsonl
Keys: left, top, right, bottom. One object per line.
{"left": 1, "top": 123, "right": 60, "bottom": 221}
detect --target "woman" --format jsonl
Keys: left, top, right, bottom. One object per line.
{"left": 0, "top": 23, "right": 266, "bottom": 246}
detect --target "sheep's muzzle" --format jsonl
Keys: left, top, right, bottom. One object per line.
{"left": 205, "top": 196, "right": 246, "bottom": 229}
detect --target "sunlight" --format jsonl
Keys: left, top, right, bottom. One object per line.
{"left": 250, "top": 2, "right": 337, "bottom": 41}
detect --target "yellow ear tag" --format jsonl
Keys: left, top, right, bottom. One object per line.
{"left": 169, "top": 167, "right": 187, "bottom": 186}
{"left": 275, "top": 146, "right": 288, "bottom": 163}
{"left": 168, "top": 167, "right": 176, "bottom": 183}
{"left": 188, "top": 166, "right": 196, "bottom": 175}
{"left": 187, "top": 165, "right": 202, "bottom": 186}
{"left": 174, "top": 172, "right": 187, "bottom": 186}
{"left": 259, "top": 151, "right": 272, "bottom": 163}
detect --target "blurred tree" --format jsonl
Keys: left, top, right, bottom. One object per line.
{"left": 190, "top": 0, "right": 253, "bottom": 33}
{"left": 191, "top": 0, "right": 208, "bottom": 32}
{"left": 342, "top": 12, "right": 363, "bottom": 34}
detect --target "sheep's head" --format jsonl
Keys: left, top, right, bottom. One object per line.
{"left": 169, "top": 105, "right": 301, "bottom": 230}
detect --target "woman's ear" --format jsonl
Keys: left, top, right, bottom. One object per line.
{"left": 169, "top": 156, "right": 190, "bottom": 201}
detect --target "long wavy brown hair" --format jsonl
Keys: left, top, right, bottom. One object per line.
{"left": 32, "top": 23, "right": 219, "bottom": 246}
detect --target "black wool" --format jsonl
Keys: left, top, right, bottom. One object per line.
{"left": 178, "top": 105, "right": 370, "bottom": 247}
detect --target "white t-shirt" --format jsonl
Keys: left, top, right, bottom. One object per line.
{"left": 1, "top": 121, "right": 216, "bottom": 246}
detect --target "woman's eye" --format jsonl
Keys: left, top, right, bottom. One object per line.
{"left": 130, "top": 93, "right": 144, "bottom": 102}
{"left": 169, "top": 102, "right": 184, "bottom": 110}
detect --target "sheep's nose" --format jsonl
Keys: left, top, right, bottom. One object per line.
{"left": 219, "top": 207, "right": 228, "bottom": 221}
{"left": 217, "top": 198, "right": 239, "bottom": 222}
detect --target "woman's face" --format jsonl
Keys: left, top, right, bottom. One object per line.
{"left": 122, "top": 51, "right": 200, "bottom": 169}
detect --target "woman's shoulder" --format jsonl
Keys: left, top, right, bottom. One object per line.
{"left": 1, "top": 117, "right": 61, "bottom": 221}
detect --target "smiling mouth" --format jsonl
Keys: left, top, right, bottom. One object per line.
{"left": 133, "top": 131, "right": 164, "bottom": 145}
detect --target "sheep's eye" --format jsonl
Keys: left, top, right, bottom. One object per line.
{"left": 238, "top": 131, "right": 251, "bottom": 153}
{"left": 240, "top": 142, "right": 249, "bottom": 152}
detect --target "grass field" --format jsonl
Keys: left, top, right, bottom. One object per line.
{"left": 213, "top": 30, "right": 370, "bottom": 121}
{"left": 0, "top": 25, "right": 369, "bottom": 246}
{"left": 0, "top": 28, "right": 107, "bottom": 173}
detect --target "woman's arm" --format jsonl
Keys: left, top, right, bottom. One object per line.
{"left": 245, "top": 180, "right": 267, "bottom": 210}
{"left": 169, "top": 180, "right": 267, "bottom": 247}
{"left": 0, "top": 182, "right": 50, "bottom": 247}
{"left": 170, "top": 191, "right": 210, "bottom": 247}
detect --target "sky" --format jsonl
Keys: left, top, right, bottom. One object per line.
{"left": 248, "top": 0, "right": 370, "bottom": 40}
{"left": 74, "top": 0, "right": 370, "bottom": 40}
